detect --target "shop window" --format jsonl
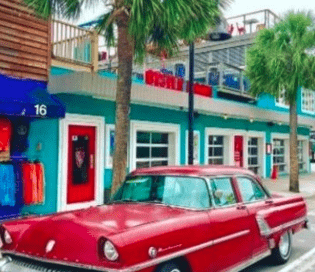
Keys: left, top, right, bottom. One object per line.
{"left": 273, "top": 139, "right": 286, "bottom": 172}
{"left": 208, "top": 136, "right": 224, "bottom": 165}
{"left": 248, "top": 137, "right": 259, "bottom": 174}
{"left": 302, "top": 88, "right": 315, "bottom": 113}
{"left": 135, "top": 131, "right": 169, "bottom": 169}
{"left": 298, "top": 140, "right": 304, "bottom": 170}
{"left": 175, "top": 63, "right": 185, "bottom": 78}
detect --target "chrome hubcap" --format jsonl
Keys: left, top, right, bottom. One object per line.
{"left": 279, "top": 232, "right": 290, "bottom": 257}
{"left": 170, "top": 270, "right": 180, "bottom": 272}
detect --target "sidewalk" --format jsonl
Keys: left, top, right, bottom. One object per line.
{"left": 262, "top": 170, "right": 315, "bottom": 272}
{"left": 261, "top": 172, "right": 315, "bottom": 199}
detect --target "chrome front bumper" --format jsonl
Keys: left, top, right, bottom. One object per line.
{"left": 0, "top": 255, "right": 82, "bottom": 272}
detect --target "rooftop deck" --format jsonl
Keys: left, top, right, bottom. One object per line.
{"left": 226, "top": 9, "right": 280, "bottom": 37}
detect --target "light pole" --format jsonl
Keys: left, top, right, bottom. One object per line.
{"left": 188, "top": 42, "right": 195, "bottom": 165}
{"left": 187, "top": 16, "right": 232, "bottom": 165}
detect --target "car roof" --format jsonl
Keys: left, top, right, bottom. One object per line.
{"left": 130, "top": 165, "right": 255, "bottom": 177}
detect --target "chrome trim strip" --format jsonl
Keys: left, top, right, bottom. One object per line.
{"left": 227, "top": 250, "right": 272, "bottom": 272}
{"left": 270, "top": 216, "right": 306, "bottom": 235}
{"left": 126, "top": 229, "right": 250, "bottom": 272}
{"left": 212, "top": 230, "right": 250, "bottom": 246}
{"left": 256, "top": 215, "right": 307, "bottom": 237}
{"left": 1, "top": 229, "right": 250, "bottom": 272}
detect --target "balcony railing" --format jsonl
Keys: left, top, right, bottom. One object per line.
{"left": 226, "top": 9, "right": 280, "bottom": 37}
{"left": 51, "top": 20, "right": 99, "bottom": 70}
{"left": 207, "top": 62, "right": 254, "bottom": 99}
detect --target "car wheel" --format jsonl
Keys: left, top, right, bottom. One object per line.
{"left": 271, "top": 230, "right": 292, "bottom": 264}
{"left": 156, "top": 261, "right": 182, "bottom": 272}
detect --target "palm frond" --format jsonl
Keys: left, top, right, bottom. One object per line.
{"left": 95, "top": 12, "right": 116, "bottom": 48}
{"left": 246, "top": 11, "right": 315, "bottom": 104}
{"left": 23, "top": 0, "right": 102, "bottom": 20}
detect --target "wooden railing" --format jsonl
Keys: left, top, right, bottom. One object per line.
{"left": 51, "top": 20, "right": 99, "bottom": 70}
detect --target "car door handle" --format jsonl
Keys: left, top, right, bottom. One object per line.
{"left": 237, "top": 204, "right": 246, "bottom": 210}
{"left": 265, "top": 199, "right": 273, "bottom": 204}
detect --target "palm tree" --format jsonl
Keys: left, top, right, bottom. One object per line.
{"left": 245, "top": 11, "right": 315, "bottom": 192}
{"left": 24, "top": 0, "right": 229, "bottom": 195}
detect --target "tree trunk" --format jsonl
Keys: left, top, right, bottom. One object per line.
{"left": 111, "top": 9, "right": 133, "bottom": 196}
{"left": 289, "top": 98, "right": 299, "bottom": 192}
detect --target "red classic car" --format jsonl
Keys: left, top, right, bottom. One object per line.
{"left": 0, "top": 166, "right": 308, "bottom": 272}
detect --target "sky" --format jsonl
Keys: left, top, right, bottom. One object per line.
{"left": 77, "top": 0, "right": 315, "bottom": 25}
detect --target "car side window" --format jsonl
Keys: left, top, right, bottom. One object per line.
{"left": 237, "top": 177, "right": 267, "bottom": 203}
{"left": 210, "top": 177, "right": 236, "bottom": 206}
{"left": 162, "top": 177, "right": 211, "bottom": 209}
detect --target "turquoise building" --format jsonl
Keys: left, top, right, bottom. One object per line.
{"left": 23, "top": 9, "right": 315, "bottom": 215}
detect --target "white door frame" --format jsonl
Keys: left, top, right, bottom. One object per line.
{"left": 58, "top": 113, "right": 105, "bottom": 212}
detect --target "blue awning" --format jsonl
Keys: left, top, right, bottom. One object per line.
{"left": 0, "top": 74, "right": 65, "bottom": 118}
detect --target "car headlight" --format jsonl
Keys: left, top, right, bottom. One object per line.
{"left": 3, "top": 230, "right": 12, "bottom": 244}
{"left": 103, "top": 240, "right": 119, "bottom": 261}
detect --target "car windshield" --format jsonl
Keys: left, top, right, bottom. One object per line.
{"left": 112, "top": 175, "right": 211, "bottom": 209}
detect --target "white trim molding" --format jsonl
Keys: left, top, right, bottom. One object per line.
{"left": 130, "top": 121, "right": 180, "bottom": 171}
{"left": 58, "top": 113, "right": 105, "bottom": 212}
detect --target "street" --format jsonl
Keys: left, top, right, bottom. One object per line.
{"left": 241, "top": 197, "right": 315, "bottom": 272}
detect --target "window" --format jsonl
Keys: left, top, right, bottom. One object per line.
{"left": 105, "top": 124, "right": 115, "bottom": 168}
{"left": 298, "top": 140, "right": 304, "bottom": 170}
{"left": 175, "top": 64, "right": 185, "bottom": 78}
{"left": 135, "top": 131, "right": 169, "bottom": 169}
{"left": 302, "top": 88, "right": 315, "bottom": 113}
{"left": 208, "top": 136, "right": 224, "bottom": 165}
{"left": 237, "top": 177, "right": 267, "bottom": 203}
{"left": 209, "top": 177, "right": 236, "bottom": 206}
{"left": 248, "top": 137, "right": 259, "bottom": 174}
{"left": 113, "top": 176, "right": 210, "bottom": 209}
{"left": 276, "top": 89, "right": 289, "bottom": 107}
{"left": 273, "top": 139, "right": 286, "bottom": 172}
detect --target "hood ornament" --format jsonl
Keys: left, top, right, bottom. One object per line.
{"left": 45, "top": 240, "right": 56, "bottom": 253}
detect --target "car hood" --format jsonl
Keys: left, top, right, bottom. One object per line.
{"left": 2, "top": 203, "right": 189, "bottom": 267}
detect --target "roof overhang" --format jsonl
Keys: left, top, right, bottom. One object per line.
{"left": 48, "top": 72, "right": 314, "bottom": 129}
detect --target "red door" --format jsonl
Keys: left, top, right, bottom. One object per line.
{"left": 234, "top": 135, "right": 244, "bottom": 167}
{"left": 67, "top": 125, "right": 96, "bottom": 204}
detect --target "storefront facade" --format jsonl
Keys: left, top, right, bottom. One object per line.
{"left": 0, "top": 73, "right": 65, "bottom": 219}
{"left": 20, "top": 66, "right": 309, "bottom": 214}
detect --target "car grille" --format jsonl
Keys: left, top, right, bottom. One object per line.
{"left": 0, "top": 255, "right": 103, "bottom": 272}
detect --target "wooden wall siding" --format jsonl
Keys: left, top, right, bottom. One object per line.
{"left": 0, "top": 0, "right": 50, "bottom": 82}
